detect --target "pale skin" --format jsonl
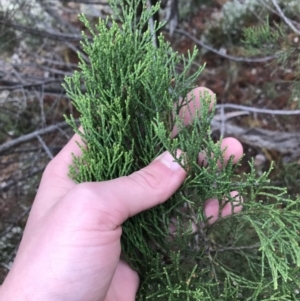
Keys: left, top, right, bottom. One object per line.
{"left": 0, "top": 87, "right": 243, "bottom": 301}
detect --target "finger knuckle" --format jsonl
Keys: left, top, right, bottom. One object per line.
{"left": 129, "top": 168, "right": 166, "bottom": 201}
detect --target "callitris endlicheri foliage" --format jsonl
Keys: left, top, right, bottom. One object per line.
{"left": 63, "top": 1, "right": 300, "bottom": 300}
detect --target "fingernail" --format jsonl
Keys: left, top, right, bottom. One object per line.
{"left": 155, "top": 151, "right": 184, "bottom": 172}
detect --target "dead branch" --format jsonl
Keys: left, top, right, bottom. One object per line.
{"left": 38, "top": 1, "right": 80, "bottom": 35}
{"left": 271, "top": 0, "right": 300, "bottom": 35}
{"left": 216, "top": 104, "right": 300, "bottom": 115}
{"left": 175, "top": 29, "right": 278, "bottom": 63}
{"left": 0, "top": 78, "right": 62, "bottom": 89}
{"left": 59, "top": 0, "right": 110, "bottom": 4}
{"left": 0, "top": 19, "right": 84, "bottom": 42}
{"left": 0, "top": 121, "right": 73, "bottom": 154}
{"left": 211, "top": 118, "right": 300, "bottom": 159}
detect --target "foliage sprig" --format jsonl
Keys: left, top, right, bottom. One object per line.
{"left": 64, "top": 1, "right": 300, "bottom": 300}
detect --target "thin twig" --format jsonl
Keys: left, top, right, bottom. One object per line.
{"left": 56, "top": 124, "right": 72, "bottom": 140}
{"left": 35, "top": 57, "right": 78, "bottom": 68}
{"left": 0, "top": 78, "right": 63, "bottom": 90}
{"left": 211, "top": 243, "right": 261, "bottom": 253}
{"left": 39, "top": 1, "right": 80, "bottom": 35}
{"left": 147, "top": 0, "right": 157, "bottom": 48}
{"left": 37, "top": 135, "right": 54, "bottom": 159}
{"left": 166, "top": 0, "right": 178, "bottom": 35}
{"left": 37, "top": 64, "right": 74, "bottom": 76}
{"left": 0, "top": 147, "right": 62, "bottom": 154}
{"left": 66, "top": 42, "right": 89, "bottom": 63}
{"left": 258, "top": 0, "right": 278, "bottom": 15}
{"left": 210, "top": 119, "right": 300, "bottom": 158}
{"left": 216, "top": 103, "right": 300, "bottom": 115}
{"left": 0, "top": 19, "right": 84, "bottom": 42}
{"left": 59, "top": 0, "right": 110, "bottom": 4}
{"left": 213, "top": 111, "right": 249, "bottom": 121}
{"left": 174, "top": 29, "right": 278, "bottom": 63}
{"left": 0, "top": 121, "right": 74, "bottom": 154}
{"left": 220, "top": 105, "right": 225, "bottom": 137}
{"left": 271, "top": 0, "right": 300, "bottom": 35}
{"left": 36, "top": 88, "right": 46, "bottom": 127}
{"left": 1, "top": 163, "right": 49, "bottom": 193}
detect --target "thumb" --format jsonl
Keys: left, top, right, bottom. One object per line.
{"left": 69, "top": 151, "right": 187, "bottom": 229}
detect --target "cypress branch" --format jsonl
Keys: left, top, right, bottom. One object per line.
{"left": 63, "top": 0, "right": 300, "bottom": 299}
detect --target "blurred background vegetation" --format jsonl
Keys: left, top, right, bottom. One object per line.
{"left": 1, "top": 0, "right": 300, "bottom": 283}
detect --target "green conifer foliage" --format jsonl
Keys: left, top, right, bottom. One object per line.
{"left": 63, "top": 1, "right": 300, "bottom": 300}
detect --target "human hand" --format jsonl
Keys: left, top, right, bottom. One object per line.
{"left": 0, "top": 87, "right": 243, "bottom": 301}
